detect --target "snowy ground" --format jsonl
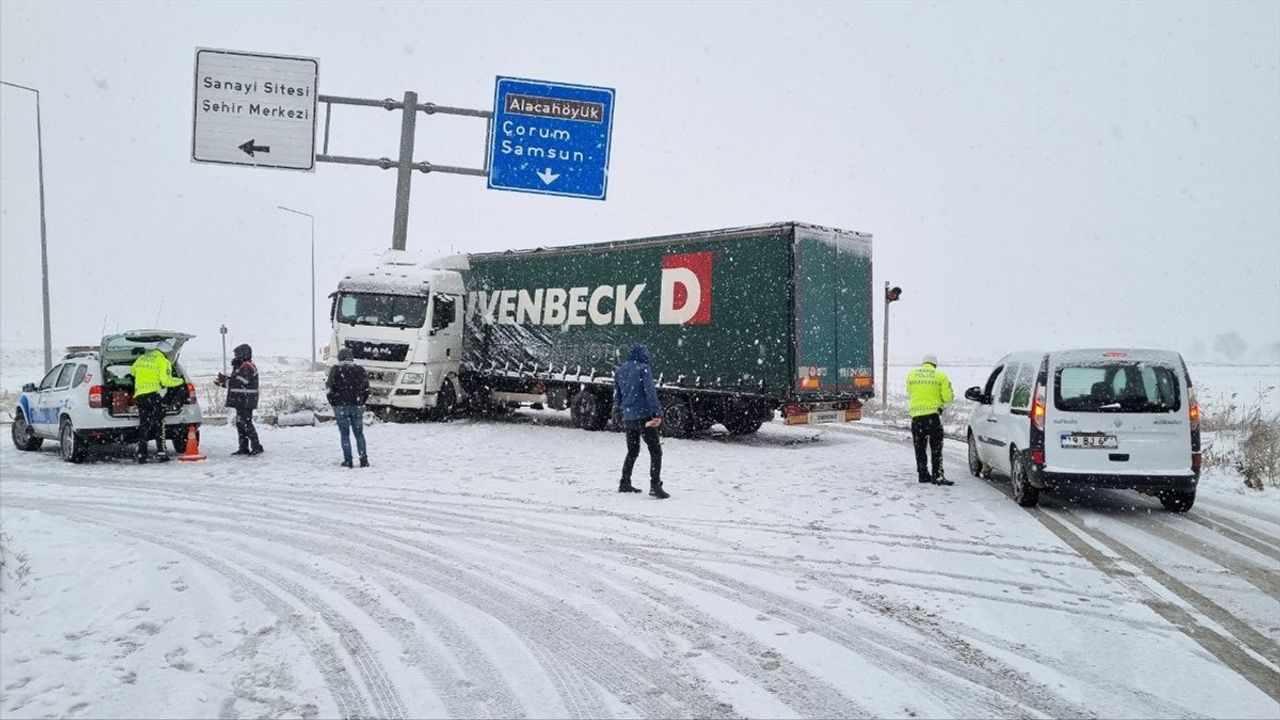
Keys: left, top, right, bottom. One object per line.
{"left": 2, "top": 393, "right": 1278, "bottom": 718}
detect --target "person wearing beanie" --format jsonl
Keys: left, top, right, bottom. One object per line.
{"left": 326, "top": 347, "right": 371, "bottom": 468}
{"left": 131, "top": 338, "right": 185, "bottom": 463}
{"left": 214, "top": 343, "right": 263, "bottom": 456}
{"left": 906, "top": 353, "right": 954, "bottom": 485}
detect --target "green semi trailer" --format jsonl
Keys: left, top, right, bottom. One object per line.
{"left": 330, "top": 222, "right": 875, "bottom": 435}
{"left": 458, "top": 221, "right": 875, "bottom": 435}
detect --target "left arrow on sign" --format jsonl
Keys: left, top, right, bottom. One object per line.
{"left": 239, "top": 139, "right": 271, "bottom": 157}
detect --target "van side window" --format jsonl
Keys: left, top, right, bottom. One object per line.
{"left": 54, "top": 364, "right": 77, "bottom": 389}
{"left": 998, "top": 363, "right": 1021, "bottom": 404}
{"left": 72, "top": 364, "right": 88, "bottom": 388}
{"left": 983, "top": 366, "right": 1004, "bottom": 400}
{"left": 1010, "top": 363, "right": 1035, "bottom": 408}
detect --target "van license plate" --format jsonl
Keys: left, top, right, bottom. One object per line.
{"left": 1061, "top": 434, "right": 1118, "bottom": 449}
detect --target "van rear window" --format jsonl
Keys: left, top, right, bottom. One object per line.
{"left": 1054, "top": 363, "right": 1181, "bottom": 413}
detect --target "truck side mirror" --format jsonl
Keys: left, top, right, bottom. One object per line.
{"left": 964, "top": 386, "right": 987, "bottom": 404}
{"left": 22, "top": 383, "right": 36, "bottom": 392}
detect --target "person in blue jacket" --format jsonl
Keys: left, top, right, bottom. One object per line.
{"left": 613, "top": 343, "right": 669, "bottom": 498}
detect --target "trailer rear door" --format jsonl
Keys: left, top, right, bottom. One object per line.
{"left": 793, "top": 226, "right": 874, "bottom": 399}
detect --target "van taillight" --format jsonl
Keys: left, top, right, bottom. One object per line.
{"left": 88, "top": 385, "right": 104, "bottom": 408}
{"left": 1192, "top": 452, "right": 1202, "bottom": 472}
{"left": 1188, "top": 388, "right": 1200, "bottom": 432}
{"left": 186, "top": 382, "right": 197, "bottom": 404}
{"left": 1031, "top": 383, "right": 1046, "bottom": 431}
{"left": 1031, "top": 449, "right": 1045, "bottom": 467}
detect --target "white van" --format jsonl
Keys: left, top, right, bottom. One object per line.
{"left": 964, "top": 349, "right": 1200, "bottom": 511}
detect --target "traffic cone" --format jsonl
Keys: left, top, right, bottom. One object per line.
{"left": 177, "top": 424, "right": 206, "bottom": 462}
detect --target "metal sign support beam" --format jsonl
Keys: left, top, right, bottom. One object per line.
{"left": 317, "top": 92, "right": 492, "bottom": 251}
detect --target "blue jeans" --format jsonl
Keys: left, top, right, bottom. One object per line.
{"left": 334, "top": 405, "right": 367, "bottom": 462}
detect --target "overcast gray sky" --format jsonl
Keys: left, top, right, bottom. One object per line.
{"left": 2, "top": 0, "right": 1278, "bottom": 367}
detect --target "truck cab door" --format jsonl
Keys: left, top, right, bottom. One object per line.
{"left": 426, "top": 294, "right": 462, "bottom": 379}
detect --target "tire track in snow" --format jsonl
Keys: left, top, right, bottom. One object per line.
{"left": 21, "top": 492, "right": 735, "bottom": 719}
{"left": 335, "top": 493, "right": 1088, "bottom": 718}
{"left": 3, "top": 499, "right": 369, "bottom": 719}
{"left": 53, "top": 477, "right": 1144, "bottom": 715}
{"left": 608, "top": 547, "right": 1092, "bottom": 719}
{"left": 1031, "top": 507, "right": 1280, "bottom": 703}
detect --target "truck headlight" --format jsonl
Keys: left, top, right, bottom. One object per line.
{"left": 400, "top": 365, "right": 427, "bottom": 385}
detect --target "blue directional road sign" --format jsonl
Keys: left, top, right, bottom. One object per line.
{"left": 488, "top": 76, "right": 615, "bottom": 200}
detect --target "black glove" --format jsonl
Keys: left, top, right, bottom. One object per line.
{"left": 214, "top": 372, "right": 227, "bottom": 387}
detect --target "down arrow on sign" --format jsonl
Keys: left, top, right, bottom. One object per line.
{"left": 536, "top": 168, "right": 560, "bottom": 185}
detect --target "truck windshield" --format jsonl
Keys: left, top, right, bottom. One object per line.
{"left": 337, "top": 293, "right": 429, "bottom": 329}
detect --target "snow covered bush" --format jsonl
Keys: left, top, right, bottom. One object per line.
{"left": 0, "top": 529, "right": 30, "bottom": 593}
{"left": 1200, "top": 388, "right": 1280, "bottom": 489}
{"left": 269, "top": 392, "right": 321, "bottom": 415}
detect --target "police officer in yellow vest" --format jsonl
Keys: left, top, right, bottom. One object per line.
{"left": 907, "top": 353, "right": 954, "bottom": 485}
{"left": 131, "top": 339, "right": 184, "bottom": 463}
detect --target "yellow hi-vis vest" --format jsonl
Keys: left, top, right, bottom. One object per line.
{"left": 906, "top": 363, "right": 954, "bottom": 417}
{"left": 131, "top": 349, "right": 183, "bottom": 398}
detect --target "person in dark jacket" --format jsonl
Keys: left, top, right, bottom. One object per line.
{"left": 326, "top": 348, "right": 370, "bottom": 468}
{"left": 214, "top": 343, "right": 263, "bottom": 456}
{"left": 613, "top": 344, "right": 668, "bottom": 498}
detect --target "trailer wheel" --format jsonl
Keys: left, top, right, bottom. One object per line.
{"left": 571, "top": 389, "right": 609, "bottom": 431}
{"left": 724, "top": 414, "right": 764, "bottom": 435}
{"left": 723, "top": 400, "right": 764, "bottom": 435}
{"left": 660, "top": 397, "right": 694, "bottom": 438}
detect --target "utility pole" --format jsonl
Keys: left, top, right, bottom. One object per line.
{"left": 1, "top": 81, "right": 53, "bottom": 372}
{"left": 883, "top": 283, "right": 902, "bottom": 411}
{"left": 219, "top": 324, "right": 228, "bottom": 376}
{"left": 315, "top": 93, "right": 492, "bottom": 250}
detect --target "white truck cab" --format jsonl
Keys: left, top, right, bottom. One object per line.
{"left": 327, "top": 252, "right": 465, "bottom": 418}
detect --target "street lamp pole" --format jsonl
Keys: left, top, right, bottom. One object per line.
{"left": 277, "top": 206, "right": 316, "bottom": 369}
{"left": 2, "top": 81, "right": 53, "bottom": 372}
{"left": 883, "top": 283, "right": 902, "bottom": 411}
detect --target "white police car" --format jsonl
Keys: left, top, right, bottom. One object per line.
{"left": 10, "top": 330, "right": 203, "bottom": 462}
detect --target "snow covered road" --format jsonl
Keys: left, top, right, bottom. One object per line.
{"left": 2, "top": 412, "right": 1277, "bottom": 718}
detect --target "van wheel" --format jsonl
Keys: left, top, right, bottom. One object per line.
{"left": 11, "top": 411, "right": 42, "bottom": 451}
{"left": 1159, "top": 489, "right": 1196, "bottom": 512}
{"left": 1010, "top": 451, "right": 1039, "bottom": 507}
{"left": 59, "top": 418, "right": 86, "bottom": 464}
{"left": 660, "top": 397, "right": 694, "bottom": 438}
{"left": 967, "top": 432, "right": 988, "bottom": 478}
{"left": 431, "top": 380, "right": 456, "bottom": 421}
{"left": 571, "top": 389, "right": 608, "bottom": 431}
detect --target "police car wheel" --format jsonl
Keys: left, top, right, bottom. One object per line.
{"left": 11, "top": 411, "right": 42, "bottom": 451}
{"left": 59, "top": 418, "right": 86, "bottom": 464}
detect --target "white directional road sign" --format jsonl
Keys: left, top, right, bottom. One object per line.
{"left": 191, "top": 48, "right": 319, "bottom": 171}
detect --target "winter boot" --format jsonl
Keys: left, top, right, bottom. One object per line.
{"left": 932, "top": 473, "right": 954, "bottom": 486}
{"left": 649, "top": 482, "right": 670, "bottom": 499}
{"left": 340, "top": 459, "right": 353, "bottom": 468}
{"left": 359, "top": 457, "right": 369, "bottom": 468}
{"left": 618, "top": 481, "right": 642, "bottom": 493}
{"left": 231, "top": 447, "right": 251, "bottom": 456}
{"left": 248, "top": 446, "right": 264, "bottom": 456}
